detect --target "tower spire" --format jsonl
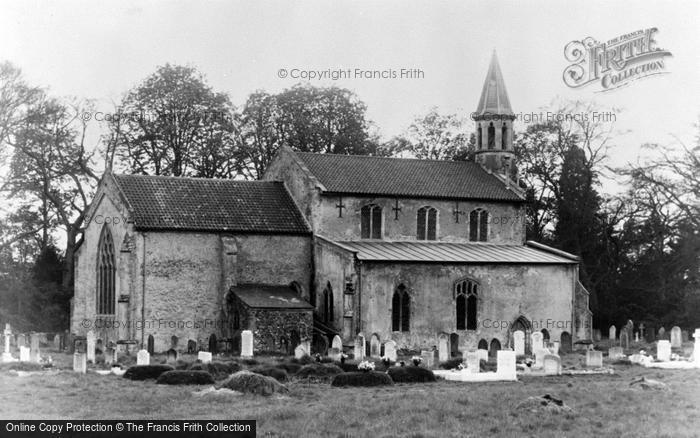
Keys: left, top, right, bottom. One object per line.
{"left": 475, "top": 51, "right": 513, "bottom": 116}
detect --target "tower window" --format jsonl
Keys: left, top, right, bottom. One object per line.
{"left": 361, "top": 204, "right": 382, "bottom": 239}
{"left": 96, "top": 225, "right": 116, "bottom": 315}
{"left": 417, "top": 207, "right": 437, "bottom": 240}
{"left": 469, "top": 208, "right": 488, "bottom": 242}
{"left": 455, "top": 279, "right": 478, "bottom": 330}
{"left": 477, "top": 126, "right": 482, "bottom": 149}
{"left": 487, "top": 123, "right": 495, "bottom": 149}
{"left": 501, "top": 124, "right": 508, "bottom": 150}
{"left": 392, "top": 284, "right": 410, "bottom": 332}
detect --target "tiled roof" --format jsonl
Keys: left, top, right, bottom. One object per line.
{"left": 294, "top": 152, "right": 523, "bottom": 202}
{"left": 333, "top": 240, "right": 578, "bottom": 264}
{"left": 475, "top": 51, "right": 514, "bottom": 116}
{"left": 232, "top": 284, "right": 313, "bottom": 309}
{"left": 112, "top": 174, "right": 310, "bottom": 234}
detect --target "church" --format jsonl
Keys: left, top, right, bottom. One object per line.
{"left": 70, "top": 53, "right": 592, "bottom": 358}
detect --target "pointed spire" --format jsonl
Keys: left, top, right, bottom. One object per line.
{"left": 475, "top": 51, "right": 513, "bottom": 116}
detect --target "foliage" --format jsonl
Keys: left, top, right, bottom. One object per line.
{"left": 438, "top": 358, "right": 463, "bottom": 370}
{"left": 156, "top": 370, "right": 215, "bottom": 385}
{"left": 122, "top": 364, "right": 174, "bottom": 381}
{"left": 330, "top": 371, "right": 394, "bottom": 387}
{"left": 220, "top": 370, "right": 289, "bottom": 396}
{"left": 386, "top": 366, "right": 436, "bottom": 383}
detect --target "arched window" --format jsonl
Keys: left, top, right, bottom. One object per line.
{"left": 322, "top": 282, "right": 334, "bottom": 324}
{"left": 469, "top": 208, "right": 489, "bottom": 242}
{"left": 487, "top": 123, "right": 495, "bottom": 149}
{"left": 477, "top": 125, "right": 482, "bottom": 149}
{"left": 455, "top": 279, "right": 478, "bottom": 330}
{"left": 361, "top": 204, "right": 382, "bottom": 239}
{"left": 96, "top": 225, "right": 116, "bottom": 315}
{"left": 391, "top": 284, "right": 410, "bottom": 332}
{"left": 501, "top": 124, "right": 508, "bottom": 149}
{"left": 416, "top": 207, "right": 437, "bottom": 240}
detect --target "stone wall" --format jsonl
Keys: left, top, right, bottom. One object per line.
{"left": 314, "top": 238, "right": 358, "bottom": 339}
{"left": 248, "top": 308, "right": 313, "bottom": 353}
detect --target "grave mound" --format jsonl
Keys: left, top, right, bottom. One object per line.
{"left": 220, "top": 371, "right": 289, "bottom": 396}
{"left": 123, "top": 364, "right": 174, "bottom": 380}
{"left": 387, "top": 366, "right": 437, "bottom": 383}
{"left": 157, "top": 370, "right": 215, "bottom": 385}
{"left": 331, "top": 371, "right": 394, "bottom": 387}
{"left": 275, "top": 362, "right": 303, "bottom": 374}
{"left": 0, "top": 362, "right": 46, "bottom": 372}
{"left": 188, "top": 361, "right": 241, "bottom": 380}
{"left": 249, "top": 365, "right": 289, "bottom": 382}
{"left": 295, "top": 363, "right": 343, "bottom": 381}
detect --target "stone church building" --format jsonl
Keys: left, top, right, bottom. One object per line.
{"left": 71, "top": 53, "right": 592, "bottom": 357}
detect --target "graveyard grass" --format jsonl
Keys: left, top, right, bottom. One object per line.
{"left": 1, "top": 356, "right": 700, "bottom": 437}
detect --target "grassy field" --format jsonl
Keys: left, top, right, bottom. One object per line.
{"left": 1, "top": 354, "right": 699, "bottom": 438}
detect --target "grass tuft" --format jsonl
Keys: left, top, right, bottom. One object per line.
{"left": 220, "top": 371, "right": 289, "bottom": 396}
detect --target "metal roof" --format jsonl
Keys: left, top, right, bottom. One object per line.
{"left": 231, "top": 284, "right": 313, "bottom": 309}
{"left": 334, "top": 240, "right": 578, "bottom": 264}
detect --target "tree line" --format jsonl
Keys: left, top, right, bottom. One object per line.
{"left": 0, "top": 62, "right": 697, "bottom": 332}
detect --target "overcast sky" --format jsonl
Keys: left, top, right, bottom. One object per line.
{"left": 1, "top": 0, "right": 698, "bottom": 183}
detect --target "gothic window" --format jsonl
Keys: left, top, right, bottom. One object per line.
{"left": 392, "top": 284, "right": 410, "bottom": 332}
{"left": 96, "top": 225, "right": 116, "bottom": 315}
{"left": 478, "top": 125, "right": 483, "bottom": 149}
{"left": 501, "top": 124, "right": 508, "bottom": 149}
{"left": 469, "top": 208, "right": 488, "bottom": 242}
{"left": 361, "top": 204, "right": 382, "bottom": 239}
{"left": 322, "top": 282, "right": 334, "bottom": 324}
{"left": 487, "top": 123, "right": 495, "bottom": 149}
{"left": 416, "top": 207, "right": 437, "bottom": 240}
{"left": 455, "top": 279, "right": 478, "bottom": 330}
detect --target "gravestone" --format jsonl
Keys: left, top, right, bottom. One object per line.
{"left": 531, "top": 332, "right": 544, "bottom": 352}
{"left": 53, "top": 334, "right": 62, "bottom": 351}
{"left": 328, "top": 348, "right": 341, "bottom": 361}
{"left": 241, "top": 330, "right": 253, "bottom": 358}
{"left": 86, "top": 331, "right": 96, "bottom": 363}
{"left": 496, "top": 350, "right": 516, "bottom": 380}
{"left": 656, "top": 340, "right": 671, "bottom": 362}
{"left": 543, "top": 354, "right": 561, "bottom": 375}
{"left": 300, "top": 339, "right": 311, "bottom": 356}
{"left": 658, "top": 327, "right": 666, "bottom": 340}
{"left": 593, "top": 329, "right": 602, "bottom": 342}
{"left": 465, "top": 351, "right": 480, "bottom": 373}
{"left": 608, "top": 347, "right": 624, "bottom": 360}
{"left": 619, "top": 329, "right": 629, "bottom": 350}
{"left": 682, "top": 330, "right": 689, "bottom": 343}
{"left": 198, "top": 351, "right": 212, "bottom": 364}
{"left": 30, "top": 333, "right": 40, "bottom": 362}
{"left": 534, "top": 348, "right": 550, "bottom": 368}
{"left": 73, "top": 353, "right": 87, "bottom": 373}
{"left": 3, "top": 325, "right": 13, "bottom": 363}
{"left": 634, "top": 332, "right": 639, "bottom": 343}
{"left": 294, "top": 344, "right": 307, "bottom": 359}
{"left": 370, "top": 335, "right": 380, "bottom": 358}
{"left": 166, "top": 348, "right": 178, "bottom": 363}
{"left": 609, "top": 325, "right": 616, "bottom": 340}
{"left": 17, "top": 334, "right": 26, "bottom": 348}
{"left": 437, "top": 334, "right": 449, "bottom": 363}
{"left": 136, "top": 349, "right": 150, "bottom": 366}
{"left": 331, "top": 335, "right": 343, "bottom": 352}
{"left": 585, "top": 350, "right": 603, "bottom": 368}
{"left": 19, "top": 346, "right": 30, "bottom": 362}
{"left": 420, "top": 350, "right": 436, "bottom": 368}
{"left": 670, "top": 326, "right": 682, "bottom": 348}
{"left": 353, "top": 335, "right": 365, "bottom": 361}
{"left": 513, "top": 331, "right": 525, "bottom": 355}
{"left": 104, "top": 347, "right": 117, "bottom": 365}
{"left": 477, "top": 349, "right": 488, "bottom": 363}
{"left": 694, "top": 329, "right": 700, "bottom": 363}
{"left": 384, "top": 340, "right": 397, "bottom": 362}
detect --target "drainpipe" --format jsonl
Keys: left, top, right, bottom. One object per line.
{"left": 355, "top": 258, "right": 362, "bottom": 335}
{"left": 141, "top": 233, "right": 147, "bottom": 347}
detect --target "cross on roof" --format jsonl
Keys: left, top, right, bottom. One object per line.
{"left": 392, "top": 199, "right": 402, "bottom": 220}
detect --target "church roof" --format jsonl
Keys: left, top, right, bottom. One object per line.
{"left": 294, "top": 152, "right": 524, "bottom": 202}
{"left": 231, "top": 284, "right": 313, "bottom": 309}
{"left": 112, "top": 174, "right": 310, "bottom": 234}
{"left": 475, "top": 51, "right": 514, "bottom": 116}
{"left": 332, "top": 240, "right": 578, "bottom": 264}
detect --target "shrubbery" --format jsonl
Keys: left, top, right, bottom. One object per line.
{"left": 289, "top": 355, "right": 314, "bottom": 365}
{"left": 157, "top": 370, "right": 215, "bottom": 385}
{"left": 295, "top": 363, "right": 343, "bottom": 381}
{"left": 387, "top": 366, "right": 436, "bottom": 383}
{"left": 123, "top": 364, "right": 174, "bottom": 380}
{"left": 221, "top": 371, "right": 289, "bottom": 396}
{"left": 331, "top": 371, "right": 394, "bottom": 387}
{"left": 439, "top": 358, "right": 463, "bottom": 370}
{"left": 276, "top": 362, "right": 303, "bottom": 374}
{"left": 336, "top": 361, "right": 358, "bottom": 372}
{"left": 250, "top": 365, "right": 289, "bottom": 382}
{"left": 188, "top": 361, "right": 241, "bottom": 380}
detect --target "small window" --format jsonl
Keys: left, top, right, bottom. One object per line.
{"left": 469, "top": 209, "right": 488, "bottom": 242}
{"left": 417, "top": 207, "right": 437, "bottom": 240}
{"left": 477, "top": 125, "right": 483, "bottom": 149}
{"left": 455, "top": 279, "right": 478, "bottom": 330}
{"left": 361, "top": 204, "right": 382, "bottom": 239}
{"left": 501, "top": 124, "right": 508, "bottom": 149}
{"left": 391, "top": 284, "right": 410, "bottom": 332}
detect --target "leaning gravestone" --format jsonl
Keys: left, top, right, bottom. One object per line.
{"left": 86, "top": 331, "right": 96, "bottom": 363}
{"left": 543, "top": 354, "right": 561, "bottom": 375}
{"left": 437, "top": 334, "right": 449, "bottom": 363}
{"left": 353, "top": 335, "right": 365, "bottom": 361}
{"left": 670, "top": 326, "right": 682, "bottom": 348}
{"left": 73, "top": 353, "right": 87, "bottom": 373}
{"left": 466, "top": 351, "right": 480, "bottom": 373}
{"left": 384, "top": 340, "right": 397, "bottom": 362}
{"left": 656, "top": 340, "right": 671, "bottom": 362}
{"left": 241, "top": 330, "right": 253, "bottom": 358}
{"left": 19, "top": 346, "right": 30, "bottom": 362}
{"left": 531, "top": 332, "right": 544, "bottom": 352}
{"left": 585, "top": 350, "right": 603, "bottom": 368}
{"left": 513, "top": 331, "right": 525, "bottom": 355}
{"left": 136, "top": 349, "right": 150, "bottom": 365}
{"left": 609, "top": 325, "right": 616, "bottom": 340}
{"left": 496, "top": 350, "right": 516, "bottom": 380}
{"left": 198, "top": 351, "right": 212, "bottom": 364}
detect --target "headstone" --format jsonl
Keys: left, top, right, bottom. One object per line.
{"left": 671, "top": 326, "right": 682, "bottom": 348}
{"left": 477, "top": 349, "right": 488, "bottom": 363}
{"left": 656, "top": 340, "right": 671, "bottom": 362}
{"left": 17, "top": 334, "right": 26, "bottom": 348}
{"left": 693, "top": 329, "right": 700, "bottom": 363}
{"left": 2, "top": 326, "right": 13, "bottom": 363}
{"left": 384, "top": 340, "right": 397, "bottom": 362}
{"left": 370, "top": 335, "right": 380, "bottom": 358}
{"left": 136, "top": 349, "right": 150, "bottom": 365}
{"left": 73, "top": 353, "right": 87, "bottom": 373}
{"left": 198, "top": 351, "right": 212, "bottom": 364}
{"left": 86, "top": 331, "right": 96, "bottom": 363}
{"left": 639, "top": 323, "right": 645, "bottom": 339}
{"left": 437, "top": 334, "right": 449, "bottom": 363}
{"left": 608, "top": 347, "right": 624, "bottom": 360}
{"left": 658, "top": 327, "right": 665, "bottom": 340}
{"left": 53, "top": 334, "right": 62, "bottom": 351}
{"left": 513, "top": 330, "right": 525, "bottom": 355}
{"left": 531, "top": 332, "right": 544, "bottom": 352}
{"left": 420, "top": 350, "right": 435, "bottom": 368}
{"left": 496, "top": 350, "right": 516, "bottom": 379}
{"left": 331, "top": 335, "right": 343, "bottom": 352}
{"left": 465, "top": 351, "right": 480, "bottom": 373}
{"left": 19, "top": 346, "right": 30, "bottom": 362}
{"left": 634, "top": 332, "right": 639, "bottom": 343}
{"left": 593, "top": 329, "right": 602, "bottom": 342}
{"left": 241, "top": 330, "right": 253, "bottom": 357}
{"left": 353, "top": 335, "right": 365, "bottom": 361}
{"left": 619, "top": 329, "right": 629, "bottom": 350}
{"left": 534, "top": 348, "right": 550, "bottom": 368}
{"left": 166, "top": 348, "right": 178, "bottom": 363}
{"left": 294, "top": 344, "right": 307, "bottom": 359}
{"left": 104, "top": 347, "right": 117, "bottom": 365}
{"left": 543, "top": 354, "right": 561, "bottom": 375}
{"left": 585, "top": 350, "right": 603, "bottom": 368}
{"left": 609, "top": 325, "right": 616, "bottom": 340}
{"left": 30, "top": 333, "right": 40, "bottom": 362}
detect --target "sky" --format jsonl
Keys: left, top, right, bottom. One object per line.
{"left": 1, "top": 0, "right": 698, "bottom": 189}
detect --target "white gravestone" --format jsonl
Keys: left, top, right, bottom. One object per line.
{"left": 241, "top": 330, "right": 253, "bottom": 357}
{"left": 73, "top": 353, "right": 87, "bottom": 373}
{"left": 496, "top": 350, "right": 517, "bottom": 380}
{"left": 86, "top": 331, "right": 96, "bottom": 363}
{"left": 585, "top": 350, "right": 603, "bottom": 368}
{"left": 384, "top": 340, "right": 397, "bottom": 362}
{"left": 513, "top": 331, "right": 525, "bottom": 356}
{"left": 3, "top": 326, "right": 13, "bottom": 363}
{"left": 609, "top": 325, "right": 616, "bottom": 340}
{"left": 466, "top": 351, "right": 480, "bottom": 373}
{"left": 19, "top": 346, "right": 30, "bottom": 362}
{"left": 331, "top": 335, "right": 343, "bottom": 354}
{"left": 656, "top": 340, "right": 671, "bottom": 362}
{"left": 437, "top": 334, "right": 449, "bottom": 363}
{"left": 354, "top": 335, "right": 365, "bottom": 361}
{"left": 30, "top": 333, "right": 40, "bottom": 362}
{"left": 198, "top": 351, "right": 212, "bottom": 364}
{"left": 477, "top": 349, "right": 488, "bottom": 363}
{"left": 543, "top": 354, "right": 561, "bottom": 375}
{"left": 136, "top": 349, "right": 150, "bottom": 365}
{"left": 370, "top": 335, "right": 380, "bottom": 358}
{"left": 670, "top": 326, "right": 682, "bottom": 348}
{"left": 294, "top": 344, "right": 307, "bottom": 359}
{"left": 531, "top": 332, "right": 544, "bottom": 352}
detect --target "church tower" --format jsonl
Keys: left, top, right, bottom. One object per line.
{"left": 474, "top": 51, "right": 517, "bottom": 180}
